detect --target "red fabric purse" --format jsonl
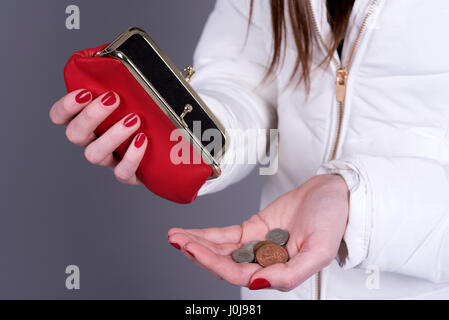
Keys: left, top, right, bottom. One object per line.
{"left": 64, "top": 28, "right": 225, "bottom": 204}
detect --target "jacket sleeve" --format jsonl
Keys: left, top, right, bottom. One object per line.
{"left": 318, "top": 155, "right": 449, "bottom": 283}
{"left": 188, "top": 0, "right": 278, "bottom": 195}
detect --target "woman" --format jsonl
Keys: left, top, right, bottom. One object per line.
{"left": 49, "top": 0, "right": 449, "bottom": 299}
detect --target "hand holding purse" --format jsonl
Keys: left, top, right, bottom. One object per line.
{"left": 64, "top": 27, "right": 227, "bottom": 204}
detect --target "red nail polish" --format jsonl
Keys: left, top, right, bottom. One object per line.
{"left": 124, "top": 113, "right": 138, "bottom": 127}
{"left": 186, "top": 250, "right": 195, "bottom": 258}
{"left": 134, "top": 133, "right": 146, "bottom": 148}
{"left": 170, "top": 242, "right": 181, "bottom": 250}
{"left": 101, "top": 92, "right": 117, "bottom": 106}
{"left": 75, "top": 90, "right": 92, "bottom": 104}
{"left": 249, "top": 278, "right": 271, "bottom": 290}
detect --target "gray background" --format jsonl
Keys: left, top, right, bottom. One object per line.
{"left": 0, "top": 0, "right": 264, "bottom": 299}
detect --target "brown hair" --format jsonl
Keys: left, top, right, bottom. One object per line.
{"left": 249, "top": 0, "right": 354, "bottom": 89}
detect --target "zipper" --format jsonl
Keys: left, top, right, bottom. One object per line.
{"left": 307, "top": 0, "right": 378, "bottom": 300}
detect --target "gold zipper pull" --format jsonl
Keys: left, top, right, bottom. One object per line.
{"left": 336, "top": 67, "right": 348, "bottom": 103}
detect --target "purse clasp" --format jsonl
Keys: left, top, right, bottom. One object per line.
{"left": 181, "top": 65, "right": 195, "bottom": 82}
{"left": 180, "top": 104, "right": 193, "bottom": 127}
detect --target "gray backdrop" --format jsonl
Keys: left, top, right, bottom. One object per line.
{"left": 0, "top": 0, "right": 264, "bottom": 299}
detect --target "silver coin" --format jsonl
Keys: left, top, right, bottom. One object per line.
{"left": 266, "top": 228, "right": 289, "bottom": 246}
{"left": 231, "top": 248, "right": 255, "bottom": 263}
{"left": 242, "top": 240, "right": 261, "bottom": 253}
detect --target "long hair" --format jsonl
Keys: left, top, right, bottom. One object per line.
{"left": 249, "top": 0, "right": 355, "bottom": 90}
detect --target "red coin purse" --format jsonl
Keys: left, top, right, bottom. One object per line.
{"left": 64, "top": 27, "right": 226, "bottom": 204}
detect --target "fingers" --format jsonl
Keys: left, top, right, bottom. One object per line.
{"left": 84, "top": 113, "right": 140, "bottom": 166}
{"left": 168, "top": 230, "right": 334, "bottom": 291}
{"left": 113, "top": 133, "right": 148, "bottom": 185}
{"left": 167, "top": 216, "right": 272, "bottom": 286}
{"left": 248, "top": 240, "right": 335, "bottom": 292}
{"left": 183, "top": 241, "right": 262, "bottom": 287}
{"left": 50, "top": 89, "right": 93, "bottom": 125}
{"left": 97, "top": 154, "right": 119, "bottom": 167}
{"left": 65, "top": 91, "right": 120, "bottom": 146}
{"left": 168, "top": 230, "right": 242, "bottom": 281}
{"left": 169, "top": 230, "right": 239, "bottom": 256}
{"left": 168, "top": 214, "right": 270, "bottom": 245}
{"left": 51, "top": 90, "right": 147, "bottom": 187}
{"left": 167, "top": 237, "right": 223, "bottom": 280}
{"left": 168, "top": 225, "right": 243, "bottom": 244}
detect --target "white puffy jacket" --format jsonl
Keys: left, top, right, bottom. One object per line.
{"left": 189, "top": 0, "right": 449, "bottom": 299}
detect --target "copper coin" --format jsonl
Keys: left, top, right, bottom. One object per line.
{"left": 255, "top": 243, "right": 289, "bottom": 267}
{"left": 253, "top": 241, "right": 275, "bottom": 254}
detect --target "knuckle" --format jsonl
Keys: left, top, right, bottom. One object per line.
{"left": 125, "top": 148, "right": 142, "bottom": 163}
{"left": 278, "top": 287, "right": 292, "bottom": 293}
{"left": 49, "top": 107, "right": 59, "bottom": 124}
{"left": 114, "top": 167, "right": 131, "bottom": 182}
{"left": 241, "top": 215, "right": 258, "bottom": 230}
{"left": 97, "top": 154, "right": 113, "bottom": 167}
{"left": 62, "top": 98, "right": 75, "bottom": 115}
{"left": 279, "top": 276, "right": 295, "bottom": 292}
{"left": 83, "top": 106, "right": 97, "bottom": 122}
{"left": 228, "top": 276, "right": 245, "bottom": 287}
{"left": 108, "top": 128, "right": 124, "bottom": 142}
{"left": 65, "top": 125, "right": 84, "bottom": 145}
{"left": 50, "top": 102, "right": 66, "bottom": 125}
{"left": 84, "top": 145, "right": 102, "bottom": 165}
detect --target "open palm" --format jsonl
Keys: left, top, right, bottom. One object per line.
{"left": 168, "top": 174, "right": 349, "bottom": 291}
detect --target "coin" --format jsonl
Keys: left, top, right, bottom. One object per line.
{"left": 231, "top": 241, "right": 261, "bottom": 264}
{"left": 253, "top": 240, "right": 275, "bottom": 254}
{"left": 231, "top": 247, "right": 255, "bottom": 263}
{"left": 242, "top": 240, "right": 260, "bottom": 253}
{"left": 266, "top": 228, "right": 289, "bottom": 246}
{"left": 255, "top": 242, "right": 289, "bottom": 267}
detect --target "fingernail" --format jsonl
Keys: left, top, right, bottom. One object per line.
{"left": 101, "top": 91, "right": 117, "bottom": 106}
{"left": 249, "top": 278, "right": 271, "bottom": 290}
{"left": 124, "top": 113, "right": 138, "bottom": 127}
{"left": 170, "top": 242, "right": 181, "bottom": 250}
{"left": 134, "top": 133, "right": 146, "bottom": 148}
{"left": 186, "top": 250, "right": 195, "bottom": 258}
{"left": 75, "top": 90, "right": 92, "bottom": 104}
